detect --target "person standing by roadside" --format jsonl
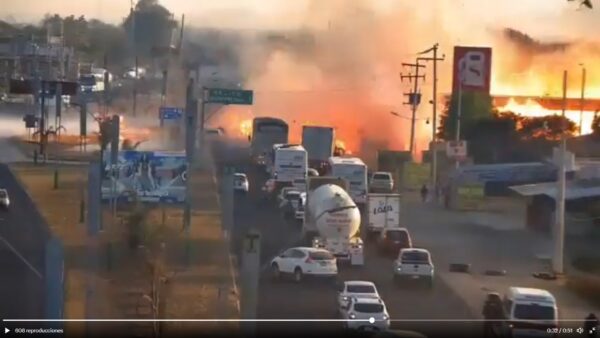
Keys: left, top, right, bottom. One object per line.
{"left": 420, "top": 184, "right": 428, "bottom": 203}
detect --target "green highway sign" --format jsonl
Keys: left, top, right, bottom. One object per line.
{"left": 206, "top": 88, "right": 253, "bottom": 105}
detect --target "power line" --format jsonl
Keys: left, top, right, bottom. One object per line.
{"left": 401, "top": 61, "right": 426, "bottom": 155}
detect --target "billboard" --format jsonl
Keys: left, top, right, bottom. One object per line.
{"left": 101, "top": 150, "right": 187, "bottom": 204}
{"left": 452, "top": 46, "right": 492, "bottom": 94}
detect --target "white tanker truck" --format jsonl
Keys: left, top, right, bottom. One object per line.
{"left": 303, "top": 177, "right": 364, "bottom": 266}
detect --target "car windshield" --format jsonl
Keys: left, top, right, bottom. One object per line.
{"left": 387, "top": 231, "right": 408, "bottom": 241}
{"left": 354, "top": 303, "right": 384, "bottom": 313}
{"left": 309, "top": 251, "right": 334, "bottom": 260}
{"left": 234, "top": 176, "right": 246, "bottom": 183}
{"left": 373, "top": 174, "right": 390, "bottom": 180}
{"left": 347, "top": 285, "right": 376, "bottom": 293}
{"left": 401, "top": 251, "right": 429, "bottom": 264}
{"left": 513, "top": 304, "right": 555, "bottom": 320}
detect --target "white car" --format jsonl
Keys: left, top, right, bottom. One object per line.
{"left": 393, "top": 248, "right": 434, "bottom": 287}
{"left": 270, "top": 247, "right": 338, "bottom": 282}
{"left": 340, "top": 296, "right": 391, "bottom": 332}
{"left": 0, "top": 189, "right": 9, "bottom": 209}
{"left": 233, "top": 173, "right": 249, "bottom": 193}
{"left": 337, "top": 281, "right": 380, "bottom": 310}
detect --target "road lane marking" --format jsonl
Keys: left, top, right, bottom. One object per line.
{"left": 0, "top": 234, "right": 43, "bottom": 279}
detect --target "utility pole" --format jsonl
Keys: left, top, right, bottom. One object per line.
{"left": 130, "top": 0, "right": 138, "bottom": 117}
{"left": 579, "top": 65, "right": 586, "bottom": 136}
{"left": 554, "top": 70, "right": 567, "bottom": 275}
{"left": 400, "top": 61, "right": 425, "bottom": 156}
{"left": 417, "top": 43, "right": 445, "bottom": 191}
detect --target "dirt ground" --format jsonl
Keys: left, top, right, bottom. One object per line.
{"left": 10, "top": 163, "right": 96, "bottom": 336}
{"left": 10, "top": 163, "right": 239, "bottom": 336}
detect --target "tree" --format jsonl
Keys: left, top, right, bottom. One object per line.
{"left": 464, "top": 112, "right": 521, "bottom": 163}
{"left": 122, "top": 0, "right": 177, "bottom": 59}
{"left": 438, "top": 91, "right": 495, "bottom": 140}
{"left": 518, "top": 115, "right": 577, "bottom": 141}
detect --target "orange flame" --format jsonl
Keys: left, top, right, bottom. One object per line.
{"left": 497, "top": 98, "right": 593, "bottom": 135}
{"left": 240, "top": 119, "right": 252, "bottom": 137}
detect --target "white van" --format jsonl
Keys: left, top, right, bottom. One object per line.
{"left": 501, "top": 287, "right": 558, "bottom": 337}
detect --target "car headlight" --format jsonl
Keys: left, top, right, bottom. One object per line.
{"left": 349, "top": 313, "right": 356, "bottom": 319}
{"left": 342, "top": 296, "right": 349, "bottom": 301}
{"left": 396, "top": 266, "right": 402, "bottom": 271}
{"left": 382, "top": 315, "right": 389, "bottom": 321}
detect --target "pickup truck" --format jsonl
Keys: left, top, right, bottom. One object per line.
{"left": 393, "top": 248, "right": 434, "bottom": 288}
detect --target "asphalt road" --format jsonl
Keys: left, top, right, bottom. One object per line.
{"left": 213, "top": 142, "right": 480, "bottom": 337}
{"left": 0, "top": 163, "right": 50, "bottom": 319}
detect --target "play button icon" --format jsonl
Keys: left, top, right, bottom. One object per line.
{"left": 4, "top": 328, "right": 9, "bottom": 334}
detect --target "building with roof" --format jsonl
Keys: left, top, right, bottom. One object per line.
{"left": 509, "top": 160, "right": 600, "bottom": 232}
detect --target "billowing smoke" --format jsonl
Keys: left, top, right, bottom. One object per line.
{"left": 491, "top": 27, "right": 600, "bottom": 98}
{"left": 207, "top": 0, "right": 448, "bottom": 165}
{"left": 174, "top": 0, "right": 600, "bottom": 164}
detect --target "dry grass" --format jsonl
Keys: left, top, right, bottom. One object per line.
{"left": 162, "top": 167, "right": 239, "bottom": 327}
{"left": 10, "top": 163, "right": 90, "bottom": 336}
{"left": 10, "top": 161, "right": 239, "bottom": 333}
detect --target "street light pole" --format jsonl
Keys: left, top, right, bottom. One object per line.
{"left": 579, "top": 65, "right": 586, "bottom": 136}
{"left": 553, "top": 70, "right": 568, "bottom": 275}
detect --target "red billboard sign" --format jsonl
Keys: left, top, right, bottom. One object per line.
{"left": 452, "top": 46, "right": 492, "bottom": 94}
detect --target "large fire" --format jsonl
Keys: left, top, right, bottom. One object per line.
{"left": 496, "top": 98, "right": 595, "bottom": 135}
{"left": 240, "top": 119, "right": 252, "bottom": 138}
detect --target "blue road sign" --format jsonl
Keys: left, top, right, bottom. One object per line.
{"left": 159, "top": 107, "right": 184, "bottom": 120}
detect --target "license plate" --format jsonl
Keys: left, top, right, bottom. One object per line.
{"left": 411, "top": 275, "right": 420, "bottom": 279}
{"left": 319, "top": 261, "right": 327, "bottom": 266}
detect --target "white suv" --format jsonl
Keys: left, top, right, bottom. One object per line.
{"left": 393, "top": 248, "right": 434, "bottom": 287}
{"left": 337, "top": 281, "right": 380, "bottom": 310}
{"left": 270, "top": 247, "right": 338, "bottom": 282}
{"left": 370, "top": 171, "right": 394, "bottom": 192}
{"left": 340, "top": 296, "right": 391, "bottom": 332}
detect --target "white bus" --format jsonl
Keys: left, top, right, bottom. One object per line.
{"left": 274, "top": 144, "right": 308, "bottom": 184}
{"left": 327, "top": 157, "right": 368, "bottom": 206}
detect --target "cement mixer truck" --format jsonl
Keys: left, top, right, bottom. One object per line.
{"left": 303, "top": 177, "right": 364, "bottom": 266}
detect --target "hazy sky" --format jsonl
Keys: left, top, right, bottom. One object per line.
{"left": 2, "top": 0, "right": 598, "bottom": 41}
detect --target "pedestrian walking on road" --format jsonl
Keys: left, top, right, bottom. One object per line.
{"left": 585, "top": 313, "right": 598, "bottom": 338}
{"left": 420, "top": 184, "right": 428, "bottom": 203}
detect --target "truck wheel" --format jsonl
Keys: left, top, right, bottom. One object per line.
{"left": 271, "top": 263, "right": 281, "bottom": 281}
{"left": 293, "top": 267, "right": 303, "bottom": 283}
